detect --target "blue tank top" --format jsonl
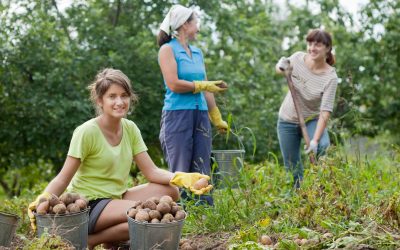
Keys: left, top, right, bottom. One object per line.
{"left": 160, "top": 38, "right": 208, "bottom": 111}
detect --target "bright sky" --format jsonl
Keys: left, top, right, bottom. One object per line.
{"left": 58, "top": 0, "right": 369, "bottom": 16}
{"left": 339, "top": 0, "right": 369, "bottom": 16}
{"left": 273, "top": 0, "right": 369, "bottom": 22}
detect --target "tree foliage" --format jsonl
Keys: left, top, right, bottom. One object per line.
{"left": 0, "top": 0, "right": 398, "bottom": 196}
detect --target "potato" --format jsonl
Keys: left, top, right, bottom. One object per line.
{"left": 142, "top": 200, "right": 157, "bottom": 210}
{"left": 175, "top": 210, "right": 186, "bottom": 220}
{"left": 128, "top": 208, "right": 138, "bottom": 218}
{"left": 48, "top": 194, "right": 60, "bottom": 207}
{"left": 59, "top": 193, "right": 74, "bottom": 206}
{"left": 193, "top": 178, "right": 208, "bottom": 190}
{"left": 181, "top": 242, "right": 193, "bottom": 250}
{"left": 160, "top": 218, "right": 171, "bottom": 223}
{"left": 216, "top": 81, "right": 228, "bottom": 89}
{"left": 148, "top": 197, "right": 160, "bottom": 205}
{"left": 170, "top": 205, "right": 182, "bottom": 215}
{"left": 180, "top": 239, "right": 190, "bottom": 246}
{"left": 70, "top": 193, "right": 81, "bottom": 202}
{"left": 75, "top": 199, "right": 87, "bottom": 210}
{"left": 53, "top": 203, "right": 67, "bottom": 214}
{"left": 156, "top": 202, "right": 171, "bottom": 214}
{"left": 36, "top": 200, "right": 49, "bottom": 215}
{"left": 149, "top": 210, "right": 162, "bottom": 220}
{"left": 260, "top": 235, "right": 272, "bottom": 245}
{"left": 159, "top": 195, "right": 173, "bottom": 205}
{"left": 131, "top": 200, "right": 142, "bottom": 208}
{"left": 150, "top": 218, "right": 160, "bottom": 223}
{"left": 294, "top": 239, "right": 302, "bottom": 245}
{"left": 78, "top": 195, "right": 89, "bottom": 206}
{"left": 67, "top": 203, "right": 81, "bottom": 213}
{"left": 162, "top": 213, "right": 174, "bottom": 222}
{"left": 135, "top": 210, "right": 149, "bottom": 222}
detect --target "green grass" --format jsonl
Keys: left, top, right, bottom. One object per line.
{"left": 1, "top": 142, "right": 400, "bottom": 249}
{"left": 182, "top": 143, "right": 400, "bottom": 249}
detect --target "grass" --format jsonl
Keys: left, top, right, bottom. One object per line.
{"left": 1, "top": 141, "right": 400, "bottom": 249}
{"left": 182, "top": 143, "right": 400, "bottom": 249}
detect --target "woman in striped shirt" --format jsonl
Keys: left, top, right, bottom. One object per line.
{"left": 275, "top": 29, "right": 338, "bottom": 188}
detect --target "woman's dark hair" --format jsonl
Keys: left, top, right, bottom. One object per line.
{"left": 306, "top": 29, "right": 335, "bottom": 65}
{"left": 157, "top": 13, "right": 194, "bottom": 47}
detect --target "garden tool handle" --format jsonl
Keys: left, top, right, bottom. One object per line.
{"left": 284, "top": 68, "right": 316, "bottom": 164}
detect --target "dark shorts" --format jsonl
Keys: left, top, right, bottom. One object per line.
{"left": 88, "top": 198, "right": 112, "bottom": 234}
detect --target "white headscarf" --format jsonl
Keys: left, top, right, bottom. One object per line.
{"left": 160, "top": 5, "right": 193, "bottom": 36}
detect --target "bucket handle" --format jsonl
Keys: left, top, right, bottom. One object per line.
{"left": 213, "top": 131, "right": 245, "bottom": 151}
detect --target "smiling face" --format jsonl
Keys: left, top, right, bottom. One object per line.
{"left": 307, "top": 41, "right": 330, "bottom": 61}
{"left": 89, "top": 68, "right": 138, "bottom": 117}
{"left": 305, "top": 29, "right": 333, "bottom": 63}
{"left": 183, "top": 14, "right": 199, "bottom": 41}
{"left": 97, "top": 83, "right": 130, "bottom": 119}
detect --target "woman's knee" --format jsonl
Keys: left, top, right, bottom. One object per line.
{"left": 167, "top": 185, "right": 180, "bottom": 201}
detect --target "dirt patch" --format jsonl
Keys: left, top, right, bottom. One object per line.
{"left": 5, "top": 232, "right": 231, "bottom": 250}
{"left": 0, "top": 234, "right": 25, "bottom": 250}
{"left": 179, "top": 232, "right": 231, "bottom": 250}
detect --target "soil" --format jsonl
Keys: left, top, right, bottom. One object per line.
{"left": 4, "top": 232, "right": 230, "bottom": 250}
{"left": 1, "top": 235, "right": 26, "bottom": 250}
{"left": 179, "top": 232, "right": 230, "bottom": 250}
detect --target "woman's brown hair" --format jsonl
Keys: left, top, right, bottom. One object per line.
{"left": 306, "top": 29, "right": 335, "bottom": 65}
{"left": 88, "top": 68, "right": 138, "bottom": 115}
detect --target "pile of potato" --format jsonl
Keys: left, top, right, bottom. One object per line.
{"left": 35, "top": 192, "right": 88, "bottom": 215}
{"left": 127, "top": 195, "right": 186, "bottom": 223}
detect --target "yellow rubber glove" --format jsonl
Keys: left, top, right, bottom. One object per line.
{"left": 170, "top": 172, "right": 213, "bottom": 195}
{"left": 209, "top": 106, "right": 228, "bottom": 133}
{"left": 193, "top": 80, "right": 227, "bottom": 94}
{"left": 28, "top": 191, "right": 52, "bottom": 232}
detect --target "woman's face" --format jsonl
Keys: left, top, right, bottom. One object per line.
{"left": 307, "top": 41, "right": 330, "bottom": 62}
{"left": 98, "top": 84, "right": 130, "bottom": 119}
{"left": 184, "top": 15, "right": 199, "bottom": 41}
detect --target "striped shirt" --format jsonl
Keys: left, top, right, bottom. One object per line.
{"left": 279, "top": 51, "right": 338, "bottom": 123}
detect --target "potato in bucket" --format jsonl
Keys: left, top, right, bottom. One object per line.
{"left": 126, "top": 195, "right": 186, "bottom": 249}
{"left": 34, "top": 192, "right": 89, "bottom": 250}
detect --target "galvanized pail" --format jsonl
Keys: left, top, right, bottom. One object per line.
{"left": 211, "top": 149, "right": 245, "bottom": 187}
{"left": 0, "top": 211, "right": 19, "bottom": 247}
{"left": 35, "top": 209, "right": 89, "bottom": 250}
{"left": 127, "top": 213, "right": 185, "bottom": 250}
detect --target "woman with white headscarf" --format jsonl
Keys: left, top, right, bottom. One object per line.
{"left": 157, "top": 5, "right": 228, "bottom": 205}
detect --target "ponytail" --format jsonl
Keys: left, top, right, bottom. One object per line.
{"left": 326, "top": 51, "right": 335, "bottom": 66}
{"left": 157, "top": 30, "right": 172, "bottom": 47}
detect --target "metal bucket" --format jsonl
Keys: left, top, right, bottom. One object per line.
{"left": 211, "top": 149, "right": 245, "bottom": 187}
{"left": 35, "top": 209, "right": 89, "bottom": 250}
{"left": 0, "top": 211, "right": 19, "bottom": 247}
{"left": 127, "top": 212, "right": 185, "bottom": 250}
